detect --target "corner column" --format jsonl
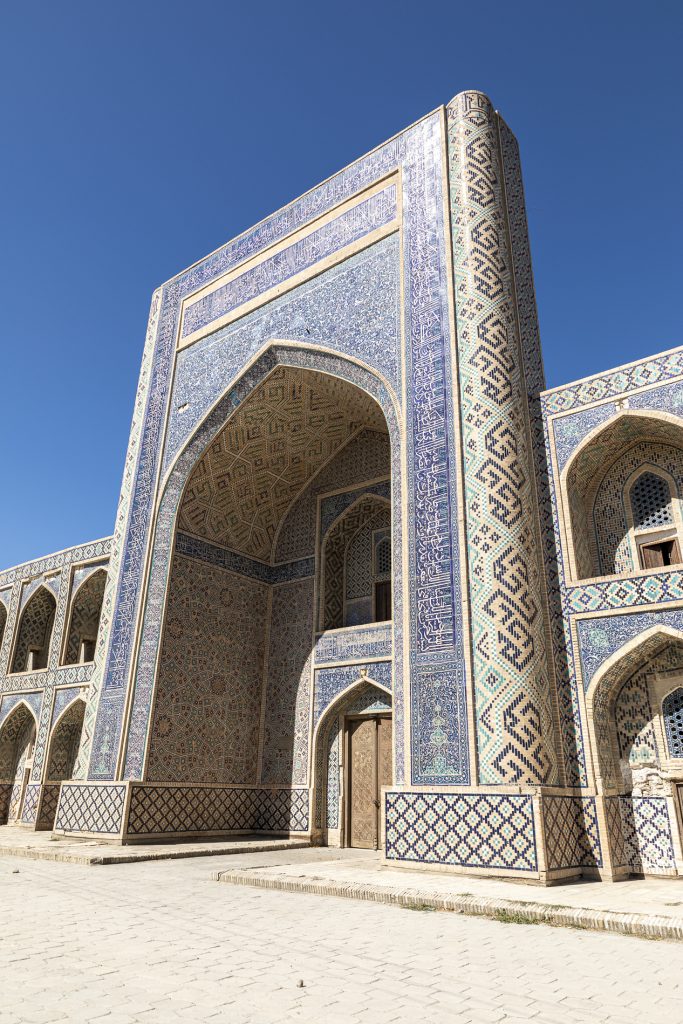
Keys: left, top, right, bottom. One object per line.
{"left": 447, "top": 91, "right": 559, "bottom": 785}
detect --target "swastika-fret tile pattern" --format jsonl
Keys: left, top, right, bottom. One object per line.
{"left": 385, "top": 791, "right": 538, "bottom": 872}
{"left": 447, "top": 91, "right": 557, "bottom": 785}
{"left": 8, "top": 88, "right": 683, "bottom": 884}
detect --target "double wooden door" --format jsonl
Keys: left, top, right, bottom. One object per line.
{"left": 347, "top": 715, "right": 392, "bottom": 850}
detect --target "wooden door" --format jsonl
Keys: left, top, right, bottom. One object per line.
{"left": 347, "top": 715, "right": 392, "bottom": 849}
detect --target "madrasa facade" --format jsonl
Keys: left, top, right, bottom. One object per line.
{"left": 2, "top": 90, "right": 683, "bottom": 885}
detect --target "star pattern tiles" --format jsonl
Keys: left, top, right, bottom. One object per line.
{"left": 178, "top": 366, "right": 387, "bottom": 563}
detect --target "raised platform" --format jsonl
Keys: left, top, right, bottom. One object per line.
{"left": 212, "top": 847, "right": 683, "bottom": 942}
{"left": 0, "top": 826, "right": 310, "bottom": 865}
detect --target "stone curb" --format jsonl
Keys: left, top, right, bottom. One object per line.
{"left": 0, "top": 839, "right": 311, "bottom": 866}
{"left": 213, "top": 869, "right": 683, "bottom": 942}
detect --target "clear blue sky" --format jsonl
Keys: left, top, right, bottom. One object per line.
{"left": 1, "top": 1, "right": 681, "bottom": 568}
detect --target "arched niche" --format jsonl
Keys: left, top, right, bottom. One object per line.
{"left": 0, "top": 702, "right": 37, "bottom": 823}
{"left": 320, "top": 493, "right": 391, "bottom": 630}
{"left": 11, "top": 586, "right": 57, "bottom": 673}
{"left": 141, "top": 361, "right": 395, "bottom": 808}
{"left": 63, "top": 569, "right": 106, "bottom": 664}
{"left": 312, "top": 676, "right": 392, "bottom": 847}
{"left": 563, "top": 411, "right": 683, "bottom": 581}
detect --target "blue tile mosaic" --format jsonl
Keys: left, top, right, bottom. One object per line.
{"left": 182, "top": 185, "right": 397, "bottom": 339}
{"left": 553, "top": 379, "right": 683, "bottom": 475}
{"left": 577, "top": 609, "right": 683, "bottom": 691}
{"left": 175, "top": 533, "right": 314, "bottom": 584}
{"left": 385, "top": 792, "right": 538, "bottom": 872}
{"left": 313, "top": 624, "right": 391, "bottom": 665}
{"left": 313, "top": 661, "right": 392, "bottom": 727}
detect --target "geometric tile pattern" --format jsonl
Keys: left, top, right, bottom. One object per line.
{"left": 46, "top": 698, "right": 85, "bottom": 781}
{"left": 146, "top": 554, "right": 268, "bottom": 785}
{"left": 115, "top": 347, "right": 403, "bottom": 786}
{"left": 322, "top": 494, "right": 389, "bottom": 629}
{"left": 567, "top": 570, "right": 683, "bottom": 613}
{"left": 592, "top": 443, "right": 682, "bottom": 577}
{"left": 260, "top": 578, "right": 313, "bottom": 786}
{"left": 55, "top": 783, "right": 126, "bottom": 834}
{"left": 178, "top": 366, "right": 386, "bottom": 563}
{"left": 448, "top": 91, "right": 557, "bottom": 785}
{"left": 318, "top": 683, "right": 392, "bottom": 830}
{"left": 20, "top": 782, "right": 40, "bottom": 825}
{"left": 36, "top": 782, "right": 61, "bottom": 830}
{"left": 544, "top": 349, "right": 683, "bottom": 416}
{"left": 617, "top": 795, "right": 676, "bottom": 872}
{"left": 275, "top": 432, "right": 390, "bottom": 565}
{"left": 542, "top": 796, "right": 602, "bottom": 870}
{"left": 314, "top": 661, "right": 392, "bottom": 728}
{"left": 385, "top": 791, "right": 538, "bottom": 872}
{"left": 84, "top": 110, "right": 467, "bottom": 800}
{"left": 126, "top": 785, "right": 309, "bottom": 835}
{"left": 175, "top": 532, "right": 314, "bottom": 584}
{"left": 631, "top": 471, "right": 673, "bottom": 530}
{"left": 615, "top": 665, "right": 659, "bottom": 765}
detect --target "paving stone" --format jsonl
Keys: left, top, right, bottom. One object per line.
{"left": 0, "top": 854, "right": 680, "bottom": 1023}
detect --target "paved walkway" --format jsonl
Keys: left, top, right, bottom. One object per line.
{"left": 0, "top": 827, "right": 309, "bottom": 864}
{"left": 1, "top": 851, "right": 682, "bottom": 1024}
{"left": 213, "top": 847, "right": 683, "bottom": 940}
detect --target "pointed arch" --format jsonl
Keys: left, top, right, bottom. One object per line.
{"left": 312, "top": 673, "right": 393, "bottom": 843}
{"left": 319, "top": 492, "right": 391, "bottom": 629}
{"left": 586, "top": 626, "right": 683, "bottom": 792}
{"left": 0, "top": 599, "right": 6, "bottom": 652}
{"left": 561, "top": 410, "right": 683, "bottom": 581}
{"left": 0, "top": 701, "right": 37, "bottom": 823}
{"left": 11, "top": 585, "right": 57, "bottom": 673}
{"left": 116, "top": 342, "right": 403, "bottom": 786}
{"left": 63, "top": 569, "right": 106, "bottom": 665}
{"left": 45, "top": 698, "right": 86, "bottom": 782}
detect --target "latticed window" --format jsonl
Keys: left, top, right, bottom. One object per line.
{"left": 630, "top": 472, "right": 673, "bottom": 531}
{"left": 375, "top": 536, "right": 391, "bottom": 576}
{"left": 663, "top": 688, "right": 683, "bottom": 759}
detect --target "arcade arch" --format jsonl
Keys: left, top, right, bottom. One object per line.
{"left": 11, "top": 586, "right": 56, "bottom": 673}
{"left": 0, "top": 703, "right": 37, "bottom": 823}
{"left": 63, "top": 569, "right": 106, "bottom": 664}
{"left": 143, "top": 363, "right": 396, "bottom": 818}
{"left": 564, "top": 412, "right": 683, "bottom": 580}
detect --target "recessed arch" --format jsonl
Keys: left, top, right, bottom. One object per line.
{"left": 312, "top": 674, "right": 393, "bottom": 846}
{"left": 0, "top": 600, "right": 7, "bottom": 652}
{"left": 46, "top": 698, "right": 86, "bottom": 783}
{"left": 586, "top": 626, "right": 683, "bottom": 791}
{"left": 0, "top": 701, "right": 37, "bottom": 823}
{"left": 121, "top": 343, "right": 402, "bottom": 811}
{"left": 62, "top": 569, "right": 107, "bottom": 665}
{"left": 11, "top": 585, "right": 57, "bottom": 673}
{"left": 562, "top": 410, "right": 683, "bottom": 581}
{"left": 319, "top": 492, "right": 391, "bottom": 630}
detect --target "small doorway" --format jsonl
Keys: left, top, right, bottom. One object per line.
{"left": 345, "top": 714, "right": 392, "bottom": 850}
